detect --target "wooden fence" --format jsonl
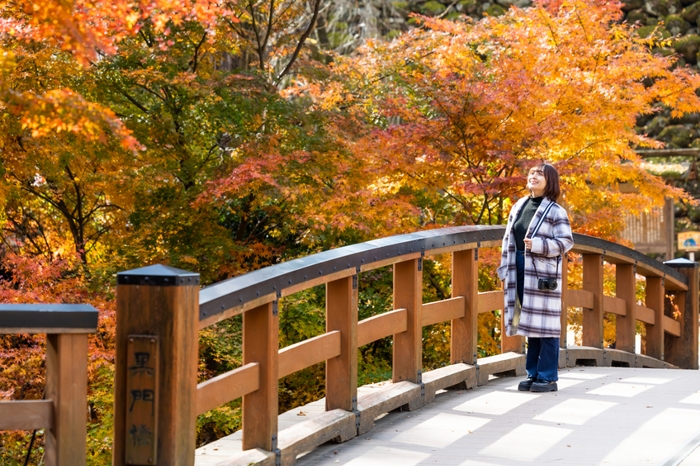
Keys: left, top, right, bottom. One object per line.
{"left": 2, "top": 226, "right": 697, "bottom": 465}
{"left": 0, "top": 304, "right": 98, "bottom": 466}
{"left": 111, "top": 225, "right": 698, "bottom": 466}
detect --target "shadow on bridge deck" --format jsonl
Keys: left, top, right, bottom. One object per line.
{"left": 288, "top": 366, "right": 700, "bottom": 466}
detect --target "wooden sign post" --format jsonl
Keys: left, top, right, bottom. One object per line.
{"left": 114, "top": 265, "right": 200, "bottom": 466}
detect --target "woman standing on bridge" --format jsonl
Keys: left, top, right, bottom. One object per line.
{"left": 497, "top": 162, "right": 574, "bottom": 393}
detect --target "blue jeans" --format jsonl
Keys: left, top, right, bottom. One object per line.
{"left": 526, "top": 337, "right": 559, "bottom": 382}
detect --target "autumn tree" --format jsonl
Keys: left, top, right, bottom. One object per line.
{"left": 294, "top": 0, "right": 700, "bottom": 240}
{"left": 3, "top": 0, "right": 700, "bottom": 462}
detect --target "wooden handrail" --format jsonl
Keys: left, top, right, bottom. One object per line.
{"left": 357, "top": 308, "right": 407, "bottom": 347}
{"left": 0, "top": 304, "right": 97, "bottom": 466}
{"left": 635, "top": 305, "right": 655, "bottom": 325}
{"left": 278, "top": 331, "right": 341, "bottom": 379}
{"left": 197, "top": 229, "right": 688, "bottom": 329}
{"left": 0, "top": 400, "right": 54, "bottom": 430}
{"left": 112, "top": 226, "right": 699, "bottom": 464}
{"left": 664, "top": 316, "right": 682, "bottom": 337}
{"left": 0, "top": 303, "right": 98, "bottom": 333}
{"left": 196, "top": 363, "right": 260, "bottom": 416}
{"left": 477, "top": 290, "right": 503, "bottom": 313}
{"left": 422, "top": 297, "right": 464, "bottom": 327}
{"left": 604, "top": 296, "right": 627, "bottom": 316}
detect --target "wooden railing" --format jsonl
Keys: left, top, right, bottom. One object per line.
{"left": 113, "top": 226, "right": 699, "bottom": 466}
{"left": 0, "top": 304, "right": 98, "bottom": 466}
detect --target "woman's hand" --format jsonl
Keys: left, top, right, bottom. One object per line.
{"left": 524, "top": 238, "right": 532, "bottom": 251}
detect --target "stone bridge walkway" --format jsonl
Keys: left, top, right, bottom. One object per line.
{"left": 293, "top": 367, "right": 700, "bottom": 466}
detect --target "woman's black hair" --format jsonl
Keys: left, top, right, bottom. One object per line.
{"left": 532, "top": 162, "right": 560, "bottom": 202}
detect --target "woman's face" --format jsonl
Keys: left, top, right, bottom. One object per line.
{"left": 527, "top": 166, "right": 547, "bottom": 197}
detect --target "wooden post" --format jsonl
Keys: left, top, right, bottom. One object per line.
{"left": 644, "top": 277, "right": 664, "bottom": 361}
{"left": 114, "top": 265, "right": 200, "bottom": 466}
{"left": 242, "top": 301, "right": 279, "bottom": 450}
{"left": 615, "top": 264, "right": 637, "bottom": 353}
{"left": 560, "top": 255, "right": 569, "bottom": 348}
{"left": 664, "top": 259, "right": 699, "bottom": 369}
{"left": 582, "top": 254, "right": 604, "bottom": 348}
{"left": 451, "top": 249, "right": 479, "bottom": 364}
{"left": 44, "top": 333, "right": 88, "bottom": 466}
{"left": 393, "top": 258, "right": 423, "bottom": 383}
{"left": 326, "top": 275, "right": 358, "bottom": 411}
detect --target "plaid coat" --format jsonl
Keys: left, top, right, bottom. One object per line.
{"left": 497, "top": 196, "right": 574, "bottom": 338}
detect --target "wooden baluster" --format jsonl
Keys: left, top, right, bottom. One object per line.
{"left": 393, "top": 258, "right": 423, "bottom": 383}
{"left": 664, "top": 259, "right": 699, "bottom": 369}
{"left": 644, "top": 277, "right": 664, "bottom": 361}
{"left": 114, "top": 265, "right": 200, "bottom": 466}
{"left": 615, "top": 264, "right": 636, "bottom": 353}
{"left": 326, "top": 275, "right": 358, "bottom": 411}
{"left": 451, "top": 249, "right": 479, "bottom": 364}
{"left": 582, "top": 254, "right": 604, "bottom": 348}
{"left": 242, "top": 301, "right": 279, "bottom": 450}
{"left": 44, "top": 333, "right": 88, "bottom": 466}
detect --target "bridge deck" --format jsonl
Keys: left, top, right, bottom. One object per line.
{"left": 195, "top": 366, "right": 700, "bottom": 466}
{"left": 295, "top": 367, "right": 700, "bottom": 466}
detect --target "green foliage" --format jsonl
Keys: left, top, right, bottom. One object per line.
{"left": 421, "top": 1, "right": 447, "bottom": 15}
{"left": 279, "top": 287, "right": 327, "bottom": 347}
{"left": 86, "top": 365, "right": 115, "bottom": 465}
{"left": 197, "top": 400, "right": 242, "bottom": 447}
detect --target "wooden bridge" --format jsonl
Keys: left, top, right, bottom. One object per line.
{"left": 0, "top": 225, "right": 698, "bottom": 465}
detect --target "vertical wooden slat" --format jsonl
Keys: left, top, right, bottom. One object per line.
{"left": 451, "top": 249, "right": 479, "bottom": 364}
{"left": 582, "top": 254, "right": 604, "bottom": 348}
{"left": 114, "top": 266, "right": 200, "bottom": 466}
{"left": 242, "top": 301, "right": 279, "bottom": 450}
{"left": 560, "top": 255, "right": 569, "bottom": 348}
{"left": 326, "top": 276, "right": 358, "bottom": 411}
{"left": 644, "top": 277, "right": 664, "bottom": 361}
{"left": 664, "top": 260, "right": 699, "bottom": 369}
{"left": 615, "top": 264, "right": 637, "bottom": 353}
{"left": 44, "top": 333, "right": 88, "bottom": 466}
{"left": 393, "top": 259, "right": 422, "bottom": 383}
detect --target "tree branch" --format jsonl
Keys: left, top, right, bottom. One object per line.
{"left": 118, "top": 89, "right": 151, "bottom": 114}
{"left": 190, "top": 32, "right": 208, "bottom": 73}
{"left": 275, "top": 0, "right": 322, "bottom": 85}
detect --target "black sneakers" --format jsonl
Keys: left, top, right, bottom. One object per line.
{"left": 518, "top": 378, "right": 558, "bottom": 392}
{"left": 517, "top": 377, "right": 536, "bottom": 391}
{"left": 530, "top": 380, "right": 558, "bottom": 392}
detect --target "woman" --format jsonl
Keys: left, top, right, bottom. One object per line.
{"left": 497, "top": 163, "right": 574, "bottom": 393}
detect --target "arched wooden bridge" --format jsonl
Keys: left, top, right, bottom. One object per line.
{"left": 0, "top": 225, "right": 698, "bottom": 465}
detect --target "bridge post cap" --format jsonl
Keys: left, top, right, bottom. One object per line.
{"left": 117, "top": 264, "right": 200, "bottom": 286}
{"left": 663, "top": 258, "right": 698, "bottom": 268}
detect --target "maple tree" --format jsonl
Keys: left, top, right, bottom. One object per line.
{"left": 295, "top": 0, "right": 700, "bottom": 239}
{"left": 2, "top": 0, "right": 700, "bottom": 462}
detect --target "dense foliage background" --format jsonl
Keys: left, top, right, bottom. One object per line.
{"left": 1, "top": 0, "right": 700, "bottom": 463}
